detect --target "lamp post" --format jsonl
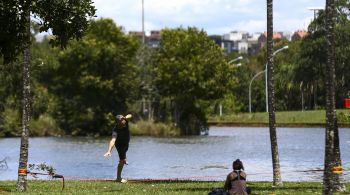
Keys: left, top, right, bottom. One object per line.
{"left": 265, "top": 45, "right": 288, "bottom": 112}
{"left": 307, "top": 7, "right": 323, "bottom": 31}
{"left": 219, "top": 56, "right": 243, "bottom": 116}
{"left": 142, "top": 0, "right": 145, "bottom": 44}
{"left": 248, "top": 46, "right": 288, "bottom": 113}
{"left": 228, "top": 56, "right": 243, "bottom": 64}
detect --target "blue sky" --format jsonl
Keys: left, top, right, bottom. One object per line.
{"left": 93, "top": 0, "right": 325, "bottom": 35}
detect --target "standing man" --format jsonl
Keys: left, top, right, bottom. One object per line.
{"left": 104, "top": 114, "right": 132, "bottom": 183}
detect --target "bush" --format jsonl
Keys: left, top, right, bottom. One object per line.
{"left": 30, "top": 114, "right": 63, "bottom": 136}
{"left": 129, "top": 120, "right": 180, "bottom": 136}
{"left": 0, "top": 108, "right": 21, "bottom": 137}
{"left": 337, "top": 111, "right": 350, "bottom": 123}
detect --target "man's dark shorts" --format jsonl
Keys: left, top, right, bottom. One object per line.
{"left": 115, "top": 143, "right": 129, "bottom": 160}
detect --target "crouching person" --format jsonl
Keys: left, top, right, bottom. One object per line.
{"left": 224, "top": 159, "right": 251, "bottom": 195}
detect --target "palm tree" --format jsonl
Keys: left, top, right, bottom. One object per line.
{"left": 266, "top": 0, "right": 282, "bottom": 186}
{"left": 323, "top": 0, "right": 345, "bottom": 193}
{"left": 17, "top": 6, "right": 31, "bottom": 192}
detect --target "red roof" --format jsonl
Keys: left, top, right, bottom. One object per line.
{"left": 262, "top": 32, "right": 282, "bottom": 39}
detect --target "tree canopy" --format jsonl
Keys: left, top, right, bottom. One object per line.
{"left": 43, "top": 18, "right": 140, "bottom": 135}
{"left": 0, "top": 0, "right": 96, "bottom": 63}
{"left": 155, "top": 27, "right": 236, "bottom": 134}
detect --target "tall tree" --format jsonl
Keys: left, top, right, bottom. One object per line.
{"left": 155, "top": 27, "right": 235, "bottom": 135}
{"left": 0, "top": 0, "right": 95, "bottom": 192}
{"left": 266, "top": 0, "right": 282, "bottom": 186}
{"left": 17, "top": 4, "right": 31, "bottom": 192}
{"left": 323, "top": 0, "right": 345, "bottom": 193}
{"left": 47, "top": 19, "right": 139, "bottom": 135}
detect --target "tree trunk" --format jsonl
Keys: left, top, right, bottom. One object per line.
{"left": 16, "top": 5, "right": 31, "bottom": 192}
{"left": 267, "top": 0, "right": 282, "bottom": 186}
{"left": 323, "top": 0, "right": 345, "bottom": 194}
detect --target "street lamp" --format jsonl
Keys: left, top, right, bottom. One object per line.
{"left": 307, "top": 7, "right": 323, "bottom": 32}
{"left": 228, "top": 56, "right": 243, "bottom": 64}
{"left": 265, "top": 45, "right": 289, "bottom": 112}
{"left": 248, "top": 45, "right": 288, "bottom": 113}
{"left": 219, "top": 56, "right": 243, "bottom": 116}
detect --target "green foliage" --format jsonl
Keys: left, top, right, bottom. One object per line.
{"left": 156, "top": 27, "right": 235, "bottom": 100}
{"left": 0, "top": 106, "right": 21, "bottom": 137}
{"left": 0, "top": 0, "right": 96, "bottom": 62}
{"left": 155, "top": 27, "right": 235, "bottom": 134}
{"left": 337, "top": 111, "right": 350, "bottom": 123}
{"left": 28, "top": 163, "right": 56, "bottom": 176}
{"left": 0, "top": 0, "right": 27, "bottom": 63}
{"left": 129, "top": 120, "right": 180, "bottom": 136}
{"left": 0, "top": 180, "right": 349, "bottom": 195}
{"left": 45, "top": 19, "right": 140, "bottom": 135}
{"left": 209, "top": 110, "right": 328, "bottom": 124}
{"left": 297, "top": 12, "right": 350, "bottom": 109}
{"left": 29, "top": 114, "right": 62, "bottom": 136}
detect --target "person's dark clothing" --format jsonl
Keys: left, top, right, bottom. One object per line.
{"left": 112, "top": 121, "right": 130, "bottom": 160}
{"left": 115, "top": 144, "right": 128, "bottom": 160}
{"left": 224, "top": 170, "right": 248, "bottom": 195}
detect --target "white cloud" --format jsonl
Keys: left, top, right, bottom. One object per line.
{"left": 231, "top": 20, "right": 266, "bottom": 33}
{"left": 92, "top": 0, "right": 324, "bottom": 34}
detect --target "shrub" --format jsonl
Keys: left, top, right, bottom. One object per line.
{"left": 0, "top": 108, "right": 21, "bottom": 137}
{"left": 129, "top": 120, "right": 180, "bottom": 136}
{"left": 30, "top": 114, "right": 63, "bottom": 136}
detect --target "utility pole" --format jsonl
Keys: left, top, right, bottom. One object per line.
{"left": 142, "top": 0, "right": 145, "bottom": 44}
{"left": 307, "top": 7, "right": 323, "bottom": 31}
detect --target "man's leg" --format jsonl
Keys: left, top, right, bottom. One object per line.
{"left": 116, "top": 144, "right": 128, "bottom": 183}
{"left": 116, "top": 160, "right": 124, "bottom": 180}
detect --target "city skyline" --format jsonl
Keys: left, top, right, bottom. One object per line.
{"left": 93, "top": 0, "right": 324, "bottom": 34}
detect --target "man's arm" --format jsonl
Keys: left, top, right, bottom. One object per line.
{"left": 104, "top": 138, "right": 116, "bottom": 157}
{"left": 125, "top": 114, "right": 132, "bottom": 120}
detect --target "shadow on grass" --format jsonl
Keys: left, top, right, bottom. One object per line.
{"left": 101, "top": 189, "right": 123, "bottom": 193}
{"left": 170, "top": 187, "right": 215, "bottom": 192}
{"left": 250, "top": 186, "right": 322, "bottom": 191}
{"left": 0, "top": 184, "right": 14, "bottom": 193}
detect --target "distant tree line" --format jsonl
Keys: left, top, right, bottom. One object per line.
{"left": 1, "top": 2, "right": 350, "bottom": 137}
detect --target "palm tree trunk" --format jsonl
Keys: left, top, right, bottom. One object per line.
{"left": 267, "top": 0, "right": 282, "bottom": 186}
{"left": 16, "top": 4, "right": 31, "bottom": 192}
{"left": 323, "top": 0, "right": 345, "bottom": 194}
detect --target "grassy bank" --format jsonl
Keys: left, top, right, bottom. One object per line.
{"left": 129, "top": 120, "right": 181, "bottom": 136}
{"left": 208, "top": 109, "right": 350, "bottom": 127}
{"left": 0, "top": 180, "right": 349, "bottom": 195}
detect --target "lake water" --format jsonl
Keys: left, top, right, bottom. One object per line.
{"left": 0, "top": 127, "right": 350, "bottom": 181}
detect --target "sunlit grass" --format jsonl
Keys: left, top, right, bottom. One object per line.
{"left": 209, "top": 109, "right": 350, "bottom": 126}
{"left": 0, "top": 180, "right": 349, "bottom": 195}
{"left": 129, "top": 120, "right": 181, "bottom": 136}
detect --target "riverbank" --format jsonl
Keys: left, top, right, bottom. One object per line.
{"left": 208, "top": 109, "right": 350, "bottom": 127}
{"left": 0, "top": 180, "right": 349, "bottom": 194}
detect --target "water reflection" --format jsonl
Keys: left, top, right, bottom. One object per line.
{"left": 0, "top": 127, "right": 349, "bottom": 181}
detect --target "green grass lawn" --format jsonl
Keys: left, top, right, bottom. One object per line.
{"left": 0, "top": 180, "right": 349, "bottom": 195}
{"left": 209, "top": 109, "right": 350, "bottom": 126}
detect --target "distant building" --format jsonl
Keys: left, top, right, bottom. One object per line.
{"left": 128, "top": 30, "right": 161, "bottom": 48}
{"left": 257, "top": 32, "right": 283, "bottom": 48}
{"left": 210, "top": 31, "right": 263, "bottom": 55}
{"left": 209, "top": 35, "right": 235, "bottom": 54}
{"left": 222, "top": 40, "right": 235, "bottom": 54}
{"left": 291, "top": 30, "right": 309, "bottom": 41}
{"left": 280, "top": 31, "right": 293, "bottom": 41}
{"left": 247, "top": 32, "right": 261, "bottom": 55}
{"left": 237, "top": 41, "right": 249, "bottom": 54}
{"left": 221, "top": 31, "right": 251, "bottom": 54}
{"left": 209, "top": 35, "right": 222, "bottom": 45}
{"left": 223, "top": 31, "right": 248, "bottom": 42}
{"left": 148, "top": 30, "right": 161, "bottom": 48}
{"left": 129, "top": 31, "right": 144, "bottom": 38}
